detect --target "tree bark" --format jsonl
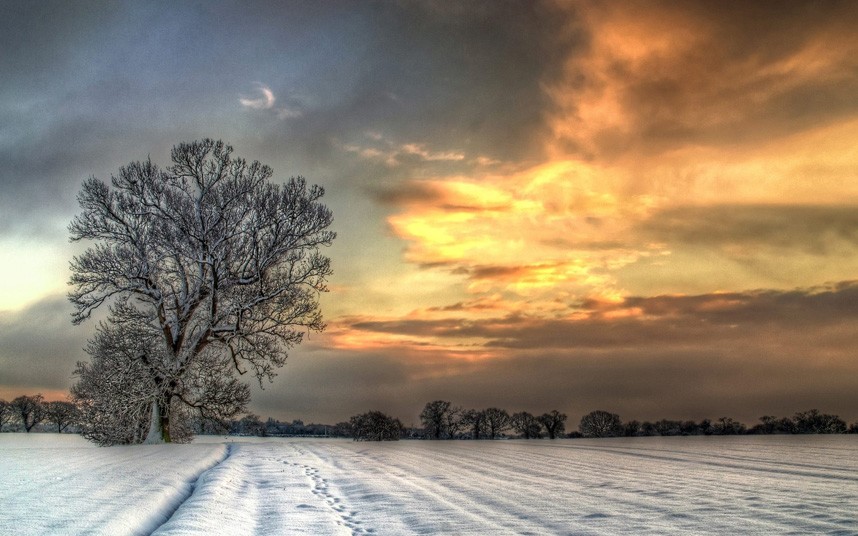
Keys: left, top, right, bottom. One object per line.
{"left": 143, "top": 398, "right": 172, "bottom": 444}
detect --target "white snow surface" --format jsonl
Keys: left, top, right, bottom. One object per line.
{"left": 2, "top": 434, "right": 857, "bottom": 535}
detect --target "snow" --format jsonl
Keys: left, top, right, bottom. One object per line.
{"left": 2, "top": 434, "right": 857, "bottom": 535}
{"left": 0, "top": 434, "right": 227, "bottom": 535}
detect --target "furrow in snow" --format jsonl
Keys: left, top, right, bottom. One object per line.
{"left": 0, "top": 435, "right": 230, "bottom": 536}
{"left": 144, "top": 443, "right": 234, "bottom": 536}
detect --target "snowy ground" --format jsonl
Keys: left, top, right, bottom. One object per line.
{"left": 2, "top": 434, "right": 857, "bottom": 535}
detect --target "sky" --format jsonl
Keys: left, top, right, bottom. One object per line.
{"left": 2, "top": 0, "right": 858, "bottom": 426}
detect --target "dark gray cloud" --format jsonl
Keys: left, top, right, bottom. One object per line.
{"left": 239, "top": 0, "right": 576, "bottom": 188}
{"left": 372, "top": 181, "right": 446, "bottom": 207}
{"left": 0, "top": 296, "right": 88, "bottom": 392}
{"left": 641, "top": 204, "right": 858, "bottom": 255}
{"left": 1, "top": 0, "right": 574, "bottom": 236}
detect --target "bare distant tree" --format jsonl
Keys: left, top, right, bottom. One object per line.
{"left": 11, "top": 394, "right": 44, "bottom": 433}
{"left": 655, "top": 419, "right": 682, "bottom": 436}
{"left": 461, "top": 409, "right": 487, "bottom": 440}
{"left": 713, "top": 417, "right": 746, "bottom": 435}
{"left": 350, "top": 411, "right": 403, "bottom": 441}
{"left": 444, "top": 405, "right": 464, "bottom": 439}
{"left": 68, "top": 139, "right": 335, "bottom": 443}
{"left": 43, "top": 401, "right": 80, "bottom": 433}
{"left": 0, "top": 399, "right": 12, "bottom": 431}
{"left": 420, "top": 400, "right": 453, "bottom": 440}
{"left": 511, "top": 412, "right": 542, "bottom": 439}
{"left": 333, "top": 421, "right": 353, "bottom": 438}
{"left": 538, "top": 410, "right": 567, "bottom": 439}
{"left": 757, "top": 415, "right": 779, "bottom": 434}
{"left": 623, "top": 420, "right": 642, "bottom": 437}
{"left": 791, "top": 409, "right": 846, "bottom": 434}
{"left": 579, "top": 410, "right": 623, "bottom": 438}
{"left": 483, "top": 407, "right": 510, "bottom": 439}
{"left": 232, "top": 414, "right": 265, "bottom": 436}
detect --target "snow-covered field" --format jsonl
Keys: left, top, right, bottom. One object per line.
{"left": 2, "top": 434, "right": 856, "bottom": 535}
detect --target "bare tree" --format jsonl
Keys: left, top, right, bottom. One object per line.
{"left": 511, "top": 411, "right": 542, "bottom": 439}
{"left": 72, "top": 301, "right": 249, "bottom": 445}
{"left": 444, "top": 404, "right": 464, "bottom": 439}
{"left": 623, "top": 420, "right": 642, "bottom": 437}
{"left": 461, "top": 409, "right": 487, "bottom": 440}
{"left": 11, "top": 394, "right": 44, "bottom": 432}
{"left": 483, "top": 407, "right": 510, "bottom": 439}
{"left": 579, "top": 410, "right": 623, "bottom": 438}
{"left": 350, "top": 411, "right": 403, "bottom": 441}
{"left": 0, "top": 399, "right": 12, "bottom": 431}
{"left": 333, "top": 421, "right": 353, "bottom": 438}
{"left": 538, "top": 410, "right": 567, "bottom": 439}
{"left": 232, "top": 414, "right": 265, "bottom": 436}
{"left": 420, "top": 400, "right": 453, "bottom": 440}
{"left": 655, "top": 419, "right": 682, "bottom": 436}
{"left": 713, "top": 417, "right": 746, "bottom": 435}
{"left": 43, "top": 401, "right": 80, "bottom": 433}
{"left": 792, "top": 409, "right": 846, "bottom": 434}
{"left": 68, "top": 139, "right": 335, "bottom": 443}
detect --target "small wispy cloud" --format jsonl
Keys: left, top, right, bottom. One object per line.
{"left": 276, "top": 107, "right": 302, "bottom": 119}
{"left": 240, "top": 83, "right": 303, "bottom": 119}
{"left": 239, "top": 83, "right": 276, "bottom": 110}
{"left": 342, "top": 133, "right": 465, "bottom": 167}
{"left": 400, "top": 143, "right": 465, "bottom": 162}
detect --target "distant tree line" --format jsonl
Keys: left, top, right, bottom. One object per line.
{"left": 332, "top": 404, "right": 858, "bottom": 441}
{"left": 0, "top": 395, "right": 80, "bottom": 434}
{"left": 579, "top": 409, "right": 855, "bottom": 438}
{"left": 224, "top": 415, "right": 352, "bottom": 438}
{"left": 415, "top": 400, "right": 569, "bottom": 440}
{"left": 4, "top": 394, "right": 857, "bottom": 443}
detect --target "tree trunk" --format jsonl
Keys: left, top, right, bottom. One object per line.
{"left": 143, "top": 398, "right": 172, "bottom": 444}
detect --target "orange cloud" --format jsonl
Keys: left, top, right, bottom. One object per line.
{"left": 385, "top": 160, "right": 658, "bottom": 303}
{"left": 324, "top": 319, "right": 500, "bottom": 364}
{"left": 545, "top": 1, "right": 858, "bottom": 161}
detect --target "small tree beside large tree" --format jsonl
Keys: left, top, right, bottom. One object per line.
{"left": 10, "top": 394, "right": 44, "bottom": 433}
{"left": 69, "top": 139, "right": 335, "bottom": 444}
{"left": 43, "top": 401, "right": 80, "bottom": 433}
